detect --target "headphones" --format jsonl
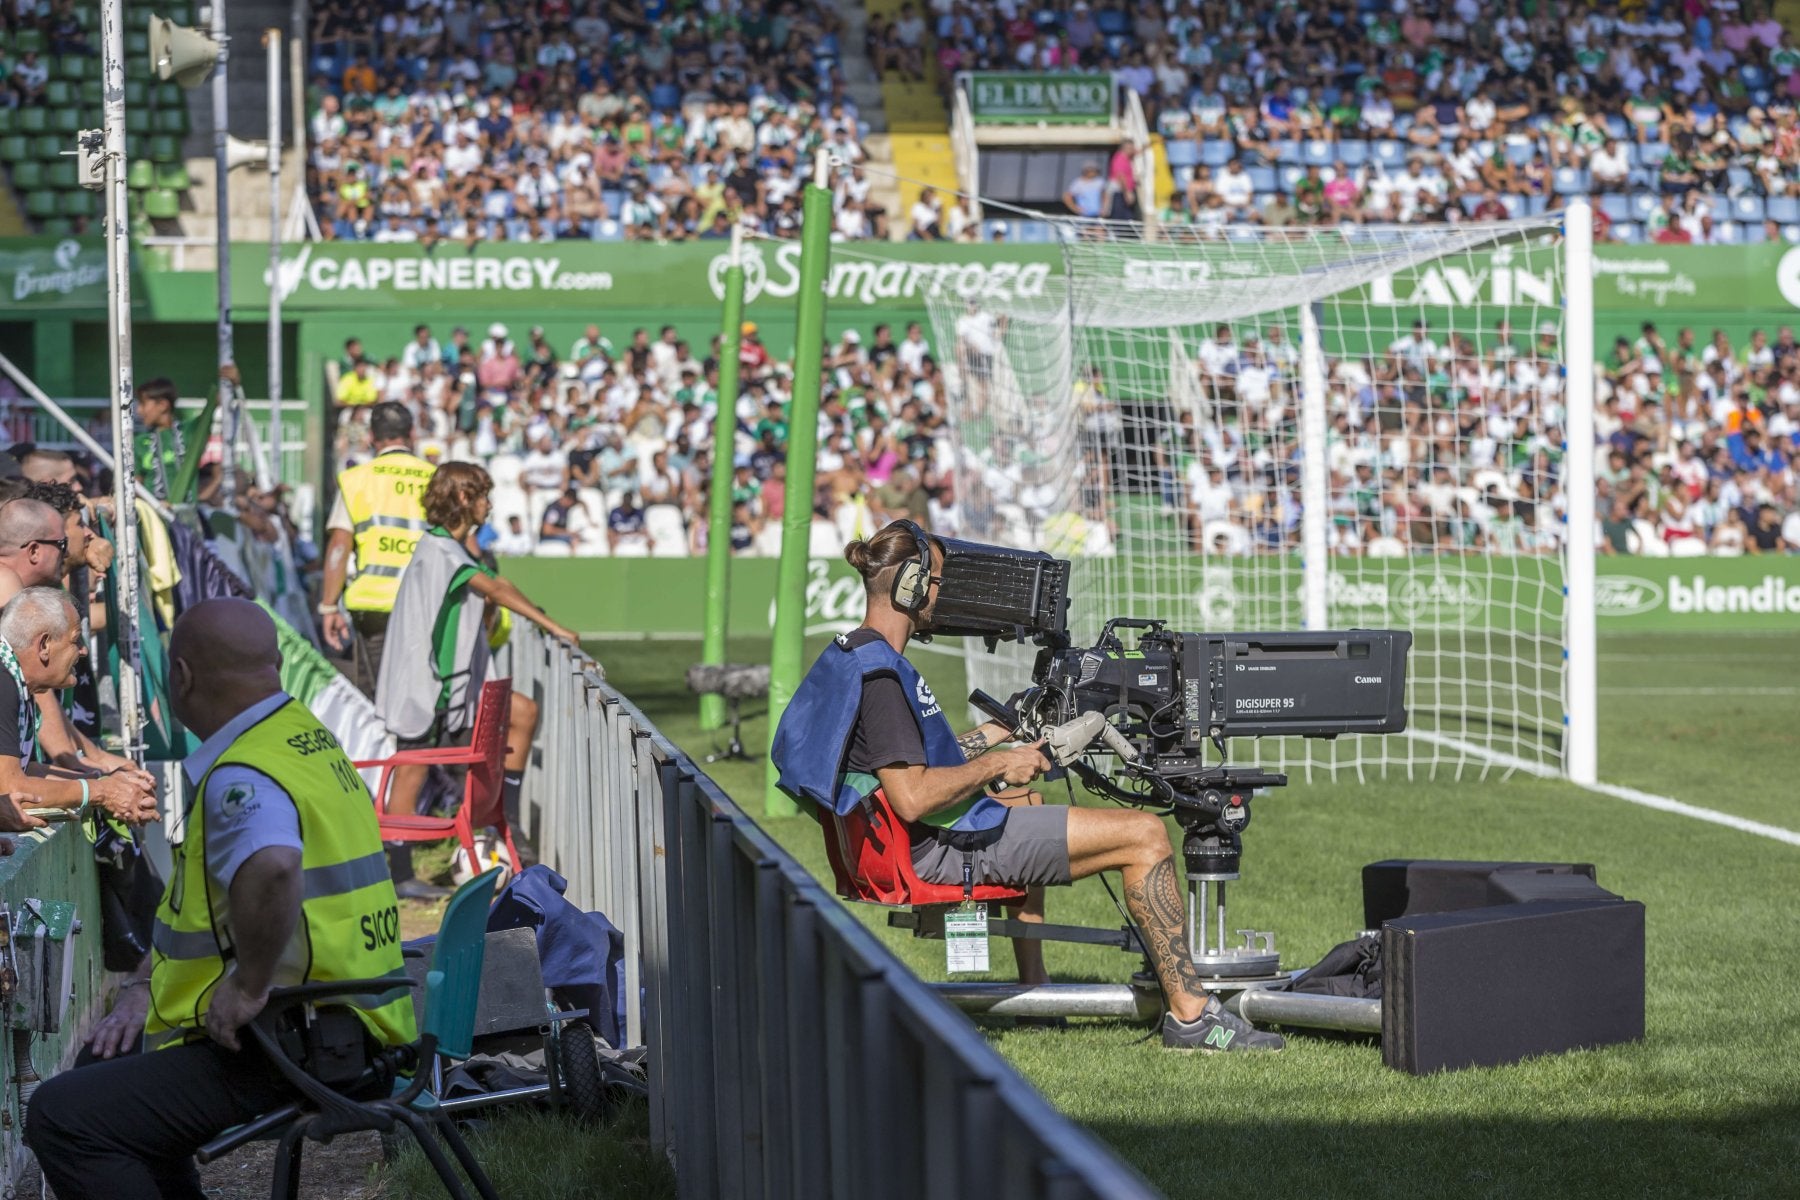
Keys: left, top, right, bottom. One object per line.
{"left": 890, "top": 520, "right": 936, "bottom": 613}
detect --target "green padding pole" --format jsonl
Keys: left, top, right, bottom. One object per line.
{"left": 700, "top": 227, "right": 746, "bottom": 731}
{"left": 764, "top": 156, "right": 835, "bottom": 816}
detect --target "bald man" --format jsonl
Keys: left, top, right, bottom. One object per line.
{"left": 19, "top": 449, "right": 81, "bottom": 493}
{"left": 0, "top": 587, "right": 154, "bottom": 826}
{"left": 0, "top": 498, "right": 67, "bottom": 607}
{"left": 28, "top": 599, "right": 417, "bottom": 1199}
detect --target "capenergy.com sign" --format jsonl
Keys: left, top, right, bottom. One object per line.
{"left": 266, "top": 244, "right": 612, "bottom": 300}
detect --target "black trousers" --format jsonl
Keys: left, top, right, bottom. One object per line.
{"left": 26, "top": 1039, "right": 295, "bottom": 1200}
{"left": 326, "top": 609, "right": 390, "bottom": 700}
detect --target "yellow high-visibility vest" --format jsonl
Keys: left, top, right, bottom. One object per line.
{"left": 339, "top": 451, "right": 434, "bottom": 612}
{"left": 144, "top": 698, "right": 417, "bottom": 1052}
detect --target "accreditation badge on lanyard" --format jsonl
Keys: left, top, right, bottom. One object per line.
{"left": 945, "top": 859, "right": 989, "bottom": 973}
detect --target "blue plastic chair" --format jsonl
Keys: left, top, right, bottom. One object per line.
{"left": 1734, "top": 194, "right": 1766, "bottom": 224}
{"left": 198, "top": 869, "right": 506, "bottom": 1200}
{"left": 1337, "top": 140, "right": 1369, "bottom": 167}
{"left": 1598, "top": 194, "right": 1632, "bottom": 223}
{"left": 1769, "top": 196, "right": 1800, "bottom": 225}
{"left": 1165, "top": 138, "right": 1199, "bottom": 168}
{"left": 1612, "top": 221, "right": 1641, "bottom": 243}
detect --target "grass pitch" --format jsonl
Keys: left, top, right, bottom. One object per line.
{"left": 592, "top": 630, "right": 1800, "bottom": 1199}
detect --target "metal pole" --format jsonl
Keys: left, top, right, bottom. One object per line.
{"left": 211, "top": 1, "right": 237, "bottom": 508}
{"left": 288, "top": 3, "right": 305, "bottom": 164}
{"left": 762, "top": 153, "right": 835, "bottom": 817}
{"left": 101, "top": 0, "right": 146, "bottom": 760}
{"left": 1562, "top": 198, "right": 1598, "bottom": 785}
{"left": 0, "top": 352, "right": 175, "bottom": 521}
{"left": 700, "top": 225, "right": 746, "bottom": 731}
{"left": 1298, "top": 301, "right": 1329, "bottom": 631}
{"left": 266, "top": 27, "right": 282, "bottom": 487}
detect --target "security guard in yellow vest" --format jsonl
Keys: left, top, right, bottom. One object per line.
{"left": 319, "top": 400, "right": 436, "bottom": 697}
{"left": 26, "top": 600, "right": 419, "bottom": 1199}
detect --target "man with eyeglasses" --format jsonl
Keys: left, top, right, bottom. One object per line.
{"left": 0, "top": 497, "right": 70, "bottom": 603}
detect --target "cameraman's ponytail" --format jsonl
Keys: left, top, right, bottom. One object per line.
{"left": 845, "top": 521, "right": 925, "bottom": 593}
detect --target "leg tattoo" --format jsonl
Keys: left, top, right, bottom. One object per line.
{"left": 1123, "top": 856, "right": 1210, "bottom": 1009}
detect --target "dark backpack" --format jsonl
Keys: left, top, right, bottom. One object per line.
{"left": 1290, "top": 932, "right": 1383, "bottom": 999}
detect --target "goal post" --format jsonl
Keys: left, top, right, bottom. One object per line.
{"left": 927, "top": 211, "right": 1598, "bottom": 784}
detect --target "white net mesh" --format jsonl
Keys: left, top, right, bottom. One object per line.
{"left": 926, "top": 216, "right": 1574, "bottom": 781}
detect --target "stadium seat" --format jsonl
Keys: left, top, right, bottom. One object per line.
{"left": 1630, "top": 192, "right": 1660, "bottom": 220}
{"left": 645, "top": 505, "right": 688, "bottom": 556}
{"left": 56, "top": 55, "right": 90, "bottom": 81}
{"left": 0, "top": 135, "right": 25, "bottom": 162}
{"left": 124, "top": 79, "right": 149, "bottom": 108}
{"left": 24, "top": 191, "right": 58, "bottom": 220}
{"left": 10, "top": 160, "right": 44, "bottom": 190}
{"left": 44, "top": 80, "right": 72, "bottom": 108}
{"left": 1727, "top": 166, "right": 1754, "bottom": 193}
{"left": 127, "top": 159, "right": 154, "bottom": 189}
{"left": 80, "top": 80, "right": 102, "bottom": 107}
{"left": 1769, "top": 197, "right": 1800, "bottom": 224}
{"left": 1733, "top": 195, "right": 1765, "bottom": 224}
{"left": 1638, "top": 141, "right": 1669, "bottom": 167}
{"left": 1271, "top": 140, "right": 1301, "bottom": 164}
{"left": 1246, "top": 165, "right": 1278, "bottom": 193}
{"left": 1743, "top": 221, "right": 1769, "bottom": 244}
{"left": 59, "top": 190, "right": 95, "bottom": 218}
{"left": 1337, "top": 140, "right": 1369, "bottom": 167}
{"left": 1372, "top": 140, "right": 1406, "bottom": 169}
{"left": 1597, "top": 195, "right": 1631, "bottom": 222}
{"left": 1200, "top": 140, "right": 1234, "bottom": 167}
{"left": 1302, "top": 140, "right": 1335, "bottom": 166}
{"left": 18, "top": 107, "right": 48, "bottom": 135}
{"left": 1611, "top": 222, "right": 1641, "bottom": 243}
{"left": 45, "top": 160, "right": 77, "bottom": 189}
{"left": 13, "top": 29, "right": 43, "bottom": 54}
{"left": 148, "top": 135, "right": 181, "bottom": 163}
{"left": 534, "top": 540, "right": 573, "bottom": 558}
{"left": 141, "top": 188, "right": 180, "bottom": 219}
{"left": 1165, "top": 139, "right": 1199, "bottom": 168}
{"left": 152, "top": 109, "right": 189, "bottom": 136}
{"left": 1552, "top": 168, "right": 1588, "bottom": 196}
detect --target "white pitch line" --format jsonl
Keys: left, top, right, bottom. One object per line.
{"left": 1407, "top": 729, "right": 1800, "bottom": 848}
{"left": 1598, "top": 686, "right": 1800, "bottom": 695}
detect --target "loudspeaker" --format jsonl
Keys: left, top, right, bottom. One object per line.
{"left": 224, "top": 135, "right": 270, "bottom": 171}
{"left": 1362, "top": 859, "right": 1603, "bottom": 928}
{"left": 1383, "top": 898, "right": 1645, "bottom": 1074}
{"left": 149, "top": 16, "right": 219, "bottom": 88}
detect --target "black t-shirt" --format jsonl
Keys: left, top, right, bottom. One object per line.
{"left": 0, "top": 667, "right": 26, "bottom": 761}
{"left": 840, "top": 629, "right": 927, "bottom": 775}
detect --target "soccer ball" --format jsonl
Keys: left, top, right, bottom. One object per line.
{"left": 451, "top": 831, "right": 515, "bottom": 888}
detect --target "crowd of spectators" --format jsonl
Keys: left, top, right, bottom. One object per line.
{"left": 301, "top": 0, "right": 899, "bottom": 243}
{"left": 916, "top": 0, "right": 1800, "bottom": 242}
{"left": 332, "top": 316, "right": 959, "bottom": 557}
{"left": 1121, "top": 315, "right": 1799, "bottom": 557}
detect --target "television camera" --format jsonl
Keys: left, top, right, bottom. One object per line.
{"left": 923, "top": 540, "right": 1412, "bottom": 979}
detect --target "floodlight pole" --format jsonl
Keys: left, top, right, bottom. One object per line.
{"left": 1298, "top": 301, "right": 1329, "bottom": 632}
{"left": 265, "top": 26, "right": 282, "bottom": 485}
{"left": 763, "top": 152, "right": 835, "bottom": 817}
{"left": 1563, "top": 199, "right": 1598, "bottom": 785}
{"left": 700, "top": 224, "right": 746, "bottom": 731}
{"left": 101, "top": 0, "right": 147, "bottom": 761}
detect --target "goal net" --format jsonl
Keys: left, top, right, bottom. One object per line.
{"left": 925, "top": 213, "right": 1595, "bottom": 782}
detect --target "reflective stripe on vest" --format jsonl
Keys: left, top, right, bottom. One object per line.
{"left": 144, "top": 700, "right": 418, "bottom": 1052}
{"left": 340, "top": 452, "right": 434, "bottom": 612}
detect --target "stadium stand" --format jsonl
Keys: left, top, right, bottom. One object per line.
{"left": 299, "top": 0, "right": 898, "bottom": 242}
{"left": 0, "top": 2, "right": 197, "bottom": 236}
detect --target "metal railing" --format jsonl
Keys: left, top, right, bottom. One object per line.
{"left": 505, "top": 625, "right": 1158, "bottom": 1200}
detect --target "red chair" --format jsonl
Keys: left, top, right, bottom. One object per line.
{"left": 355, "top": 678, "right": 521, "bottom": 879}
{"left": 819, "top": 786, "right": 1026, "bottom": 907}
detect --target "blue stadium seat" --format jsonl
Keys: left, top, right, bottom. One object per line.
{"left": 1200, "top": 140, "right": 1234, "bottom": 167}
{"left": 1603, "top": 115, "right": 1631, "bottom": 140}
{"left": 1372, "top": 140, "right": 1405, "bottom": 169}
{"left": 1016, "top": 220, "right": 1054, "bottom": 243}
{"left": 1165, "top": 139, "right": 1199, "bottom": 168}
{"left": 1458, "top": 194, "right": 1482, "bottom": 216}
{"left": 1768, "top": 196, "right": 1800, "bottom": 224}
{"left": 1727, "top": 166, "right": 1754, "bottom": 193}
{"left": 1553, "top": 167, "right": 1588, "bottom": 195}
{"left": 1639, "top": 141, "right": 1670, "bottom": 167}
{"left": 1095, "top": 9, "right": 1128, "bottom": 35}
{"left": 1337, "top": 140, "right": 1369, "bottom": 167}
{"left": 1278, "top": 164, "right": 1306, "bottom": 192}
{"left": 1271, "top": 140, "right": 1302, "bottom": 164}
{"left": 1611, "top": 221, "right": 1641, "bottom": 243}
{"left": 1597, "top": 194, "right": 1631, "bottom": 222}
{"left": 1631, "top": 192, "right": 1661, "bottom": 220}
{"left": 602, "top": 189, "right": 624, "bottom": 213}
{"left": 983, "top": 219, "right": 1011, "bottom": 241}
{"left": 1302, "top": 139, "right": 1335, "bottom": 166}
{"left": 1506, "top": 140, "right": 1536, "bottom": 167}
{"left": 1743, "top": 220, "right": 1769, "bottom": 244}
{"left": 1499, "top": 193, "right": 1524, "bottom": 217}
{"left": 1733, "top": 195, "right": 1765, "bottom": 223}
{"left": 1522, "top": 194, "right": 1550, "bottom": 216}
{"left": 1716, "top": 221, "right": 1744, "bottom": 244}
{"left": 1173, "top": 165, "right": 1194, "bottom": 190}
{"left": 592, "top": 219, "right": 623, "bottom": 242}
{"left": 1246, "top": 165, "right": 1278, "bottom": 192}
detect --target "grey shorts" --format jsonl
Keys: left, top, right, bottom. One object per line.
{"left": 910, "top": 804, "right": 1072, "bottom": 889}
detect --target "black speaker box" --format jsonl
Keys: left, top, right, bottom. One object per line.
{"left": 1362, "top": 859, "right": 1604, "bottom": 928}
{"left": 1382, "top": 898, "right": 1645, "bottom": 1075}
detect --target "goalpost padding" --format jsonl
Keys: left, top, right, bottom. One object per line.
{"left": 928, "top": 208, "right": 1596, "bottom": 782}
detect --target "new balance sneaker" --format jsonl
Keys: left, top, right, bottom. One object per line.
{"left": 1161, "top": 996, "right": 1285, "bottom": 1052}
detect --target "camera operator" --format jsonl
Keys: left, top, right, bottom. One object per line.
{"left": 776, "top": 522, "right": 1282, "bottom": 1051}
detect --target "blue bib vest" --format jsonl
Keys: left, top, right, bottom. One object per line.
{"left": 772, "top": 634, "right": 1006, "bottom": 833}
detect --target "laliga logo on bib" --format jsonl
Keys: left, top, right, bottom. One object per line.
{"left": 915, "top": 678, "right": 942, "bottom": 718}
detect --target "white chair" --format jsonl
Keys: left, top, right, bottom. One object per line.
{"left": 1631, "top": 519, "right": 1667, "bottom": 556}
{"left": 527, "top": 489, "right": 556, "bottom": 536}
{"left": 487, "top": 452, "right": 525, "bottom": 488}
{"left": 1669, "top": 536, "right": 1707, "bottom": 557}
{"left": 534, "top": 540, "right": 572, "bottom": 558}
{"left": 645, "top": 504, "right": 688, "bottom": 557}
{"left": 489, "top": 483, "right": 528, "bottom": 530}
{"left": 753, "top": 523, "right": 784, "bottom": 557}
{"left": 573, "top": 533, "right": 610, "bottom": 557}
{"left": 1201, "top": 520, "right": 1251, "bottom": 557}
{"left": 612, "top": 539, "right": 651, "bottom": 558}
{"left": 809, "top": 519, "right": 845, "bottom": 558}
{"left": 1365, "top": 534, "right": 1408, "bottom": 558}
